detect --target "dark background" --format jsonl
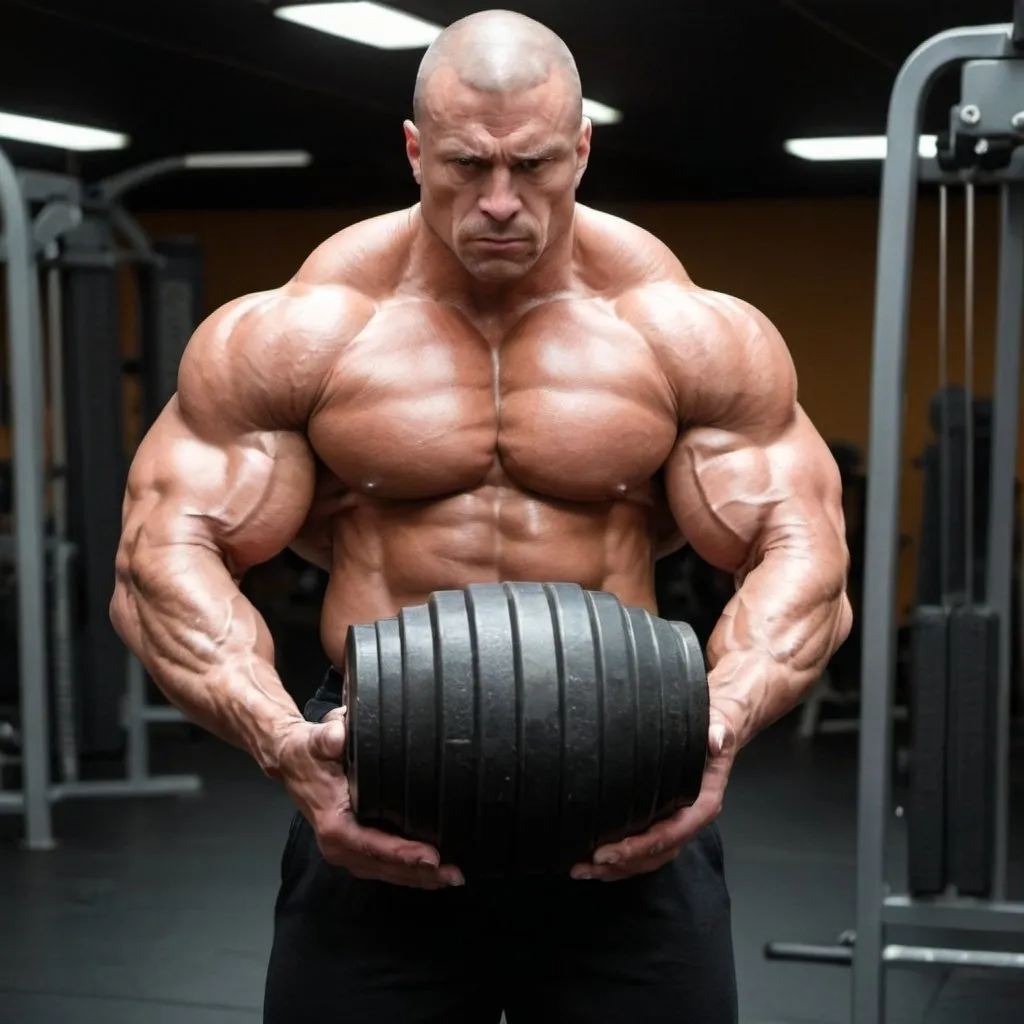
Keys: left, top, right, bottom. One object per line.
{"left": 0, "top": 0, "right": 1009, "bottom": 209}
{"left": 0, "top": 5, "right": 1022, "bottom": 1023}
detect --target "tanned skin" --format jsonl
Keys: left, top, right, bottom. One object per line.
{"left": 111, "top": 10, "right": 851, "bottom": 890}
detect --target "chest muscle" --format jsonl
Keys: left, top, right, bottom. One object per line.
{"left": 307, "top": 298, "right": 678, "bottom": 502}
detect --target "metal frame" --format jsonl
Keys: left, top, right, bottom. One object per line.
{"left": 855, "top": 21, "right": 1024, "bottom": 1024}
{"left": 0, "top": 146, "right": 53, "bottom": 849}
{"left": 0, "top": 154, "right": 204, "bottom": 849}
{"left": 0, "top": 150, "right": 312, "bottom": 848}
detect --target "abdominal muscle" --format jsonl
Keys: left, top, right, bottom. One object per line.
{"left": 316, "top": 483, "right": 661, "bottom": 667}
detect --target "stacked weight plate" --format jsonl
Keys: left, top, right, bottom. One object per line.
{"left": 344, "top": 581, "right": 709, "bottom": 877}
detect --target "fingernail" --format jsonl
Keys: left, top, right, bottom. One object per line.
{"left": 417, "top": 857, "right": 439, "bottom": 868}
{"left": 648, "top": 843, "right": 664, "bottom": 857}
{"left": 710, "top": 724, "right": 726, "bottom": 754}
{"left": 571, "top": 867, "right": 593, "bottom": 880}
{"left": 593, "top": 851, "right": 619, "bottom": 865}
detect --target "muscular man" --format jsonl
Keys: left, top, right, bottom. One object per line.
{"left": 111, "top": 10, "right": 851, "bottom": 1024}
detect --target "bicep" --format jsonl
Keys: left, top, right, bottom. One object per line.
{"left": 120, "top": 401, "right": 316, "bottom": 579}
{"left": 664, "top": 407, "right": 846, "bottom": 578}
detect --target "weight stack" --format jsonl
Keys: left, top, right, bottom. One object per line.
{"left": 62, "top": 215, "right": 128, "bottom": 754}
{"left": 343, "top": 581, "right": 710, "bottom": 877}
{"left": 946, "top": 605, "right": 999, "bottom": 897}
{"left": 906, "top": 606, "right": 950, "bottom": 895}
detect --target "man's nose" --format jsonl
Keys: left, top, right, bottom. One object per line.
{"left": 478, "top": 168, "right": 522, "bottom": 223}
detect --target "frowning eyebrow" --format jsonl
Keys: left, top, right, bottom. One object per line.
{"left": 438, "top": 142, "right": 568, "bottom": 162}
{"left": 514, "top": 143, "right": 568, "bottom": 161}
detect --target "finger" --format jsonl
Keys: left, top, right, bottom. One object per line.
{"left": 330, "top": 810, "right": 442, "bottom": 868}
{"left": 709, "top": 720, "right": 728, "bottom": 757}
{"left": 591, "top": 815, "right": 687, "bottom": 866}
{"left": 439, "top": 864, "right": 466, "bottom": 887}
{"left": 322, "top": 705, "right": 347, "bottom": 725}
{"left": 343, "top": 853, "right": 462, "bottom": 889}
{"left": 347, "top": 861, "right": 448, "bottom": 889}
{"left": 308, "top": 719, "right": 347, "bottom": 761}
{"left": 590, "top": 788, "right": 722, "bottom": 868}
{"left": 572, "top": 846, "right": 680, "bottom": 882}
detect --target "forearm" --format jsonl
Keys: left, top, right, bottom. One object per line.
{"left": 110, "top": 543, "right": 303, "bottom": 775}
{"left": 706, "top": 547, "right": 852, "bottom": 747}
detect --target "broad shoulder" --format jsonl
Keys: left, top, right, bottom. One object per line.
{"left": 574, "top": 205, "right": 692, "bottom": 293}
{"left": 616, "top": 280, "right": 798, "bottom": 434}
{"left": 293, "top": 207, "right": 415, "bottom": 295}
{"left": 175, "top": 208, "right": 418, "bottom": 432}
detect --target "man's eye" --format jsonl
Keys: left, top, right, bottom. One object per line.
{"left": 517, "top": 159, "right": 543, "bottom": 172}
{"left": 454, "top": 157, "right": 478, "bottom": 167}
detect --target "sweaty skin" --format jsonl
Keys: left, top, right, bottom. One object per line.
{"left": 111, "top": 10, "right": 852, "bottom": 888}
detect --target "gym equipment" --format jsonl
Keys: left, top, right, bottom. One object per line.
{"left": 946, "top": 605, "right": 1000, "bottom": 895}
{"left": 343, "top": 582, "right": 709, "bottom": 876}
{"left": 0, "top": 146, "right": 311, "bottom": 849}
{"left": 765, "top": 13, "right": 1024, "bottom": 1021}
{"left": 905, "top": 606, "right": 949, "bottom": 895}
{"left": 905, "top": 166, "right": 1006, "bottom": 899}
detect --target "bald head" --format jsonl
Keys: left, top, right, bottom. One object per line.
{"left": 413, "top": 10, "right": 582, "bottom": 125}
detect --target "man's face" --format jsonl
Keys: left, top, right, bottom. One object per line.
{"left": 405, "top": 69, "right": 592, "bottom": 284}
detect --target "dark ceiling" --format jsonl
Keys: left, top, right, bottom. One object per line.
{"left": 0, "top": 0, "right": 1016, "bottom": 211}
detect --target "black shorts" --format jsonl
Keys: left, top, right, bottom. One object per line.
{"left": 263, "top": 676, "right": 738, "bottom": 1024}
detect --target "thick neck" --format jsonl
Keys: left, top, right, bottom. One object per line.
{"left": 404, "top": 204, "right": 579, "bottom": 321}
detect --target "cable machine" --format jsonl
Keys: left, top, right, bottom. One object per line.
{"left": 0, "top": 146, "right": 310, "bottom": 850}
{"left": 766, "top": 13, "right": 1024, "bottom": 1024}
{"left": 854, "top": 18, "right": 1024, "bottom": 1022}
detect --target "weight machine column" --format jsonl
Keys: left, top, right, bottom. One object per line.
{"left": 0, "top": 145, "right": 53, "bottom": 849}
{"left": 61, "top": 214, "right": 128, "bottom": 754}
{"left": 986, "top": 184, "right": 1024, "bottom": 900}
{"left": 855, "top": 23, "right": 1013, "bottom": 1024}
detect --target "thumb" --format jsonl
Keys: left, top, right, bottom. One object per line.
{"left": 708, "top": 707, "right": 736, "bottom": 758}
{"left": 308, "top": 718, "right": 347, "bottom": 762}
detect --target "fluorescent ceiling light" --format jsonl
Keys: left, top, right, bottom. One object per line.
{"left": 275, "top": 2, "right": 442, "bottom": 49}
{"left": 583, "top": 98, "right": 623, "bottom": 126}
{"left": 785, "top": 134, "right": 938, "bottom": 161}
{"left": 184, "top": 150, "right": 312, "bottom": 169}
{"left": 0, "top": 110, "right": 129, "bottom": 152}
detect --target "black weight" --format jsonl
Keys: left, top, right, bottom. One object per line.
{"left": 650, "top": 617, "right": 689, "bottom": 820}
{"left": 907, "top": 605, "right": 949, "bottom": 896}
{"left": 430, "top": 589, "right": 477, "bottom": 867}
{"left": 624, "top": 607, "right": 664, "bottom": 834}
{"left": 345, "top": 623, "right": 381, "bottom": 822}
{"left": 507, "top": 583, "right": 563, "bottom": 873}
{"left": 670, "top": 620, "right": 709, "bottom": 807}
{"left": 345, "top": 582, "right": 709, "bottom": 877}
{"left": 376, "top": 616, "right": 406, "bottom": 836}
{"left": 586, "top": 590, "right": 637, "bottom": 847}
{"left": 465, "top": 583, "right": 518, "bottom": 875}
{"left": 547, "top": 583, "right": 601, "bottom": 870}
{"left": 401, "top": 603, "right": 439, "bottom": 846}
{"left": 947, "top": 604, "right": 999, "bottom": 897}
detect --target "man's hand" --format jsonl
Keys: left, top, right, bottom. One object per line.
{"left": 276, "top": 707, "right": 465, "bottom": 890}
{"left": 570, "top": 707, "right": 737, "bottom": 882}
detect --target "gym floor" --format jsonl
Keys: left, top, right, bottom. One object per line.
{"left": 1, "top": 619, "right": 1022, "bottom": 1024}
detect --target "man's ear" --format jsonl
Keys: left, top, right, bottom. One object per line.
{"left": 574, "top": 117, "right": 593, "bottom": 188}
{"left": 404, "top": 120, "right": 423, "bottom": 185}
